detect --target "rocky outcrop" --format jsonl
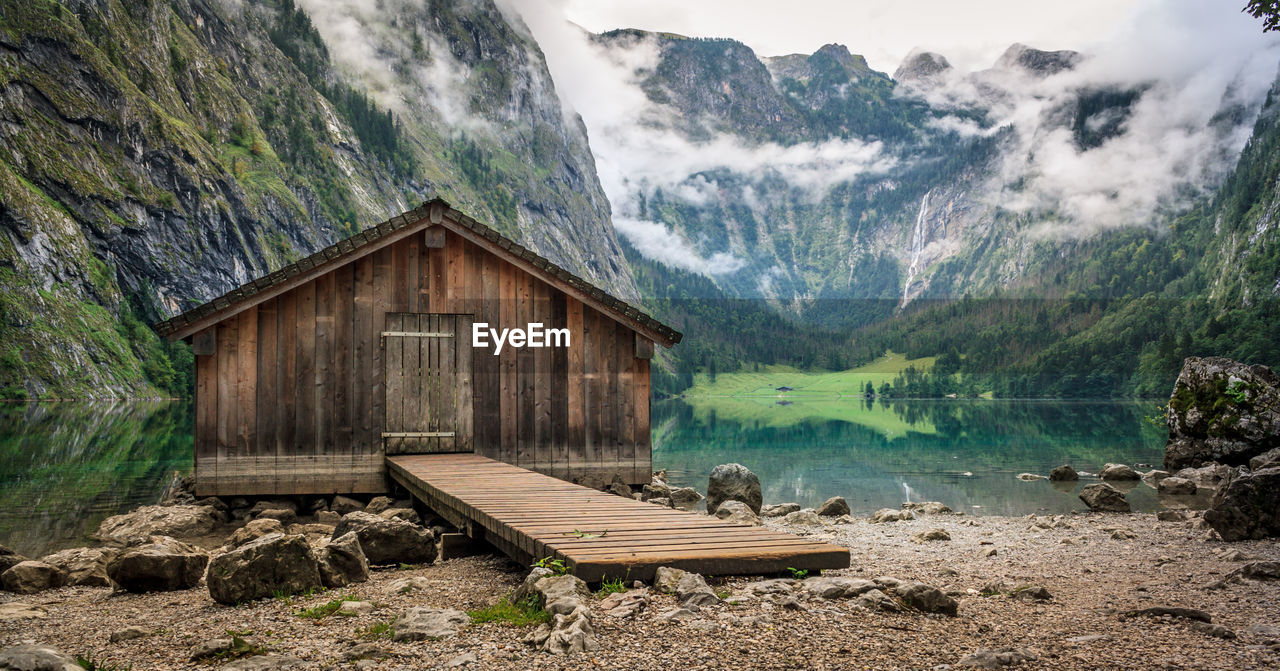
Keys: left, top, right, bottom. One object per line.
{"left": 207, "top": 533, "right": 322, "bottom": 604}
{"left": 38, "top": 547, "right": 118, "bottom": 587}
{"left": 93, "top": 505, "right": 219, "bottom": 545}
{"left": 706, "top": 464, "right": 763, "bottom": 515}
{"left": 331, "top": 512, "right": 435, "bottom": 565}
{"left": 524, "top": 604, "right": 599, "bottom": 654}
{"left": 107, "top": 536, "right": 208, "bottom": 592}
{"left": 1165, "top": 357, "right": 1280, "bottom": 470}
{"left": 1078, "top": 483, "right": 1130, "bottom": 512}
{"left": 1203, "top": 467, "right": 1280, "bottom": 541}
{"left": 531, "top": 575, "right": 592, "bottom": 616}
{"left": 315, "top": 532, "right": 370, "bottom": 588}
{"left": 1, "top": 561, "right": 66, "bottom": 594}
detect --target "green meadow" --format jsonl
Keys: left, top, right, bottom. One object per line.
{"left": 683, "top": 352, "right": 936, "bottom": 398}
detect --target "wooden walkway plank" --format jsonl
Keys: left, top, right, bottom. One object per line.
{"left": 387, "top": 453, "right": 849, "bottom": 581}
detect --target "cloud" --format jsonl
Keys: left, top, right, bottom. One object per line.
{"left": 905, "top": 0, "right": 1280, "bottom": 236}
{"left": 613, "top": 217, "right": 746, "bottom": 274}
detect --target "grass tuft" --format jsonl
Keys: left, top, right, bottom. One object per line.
{"left": 467, "top": 595, "right": 550, "bottom": 628}
{"left": 294, "top": 595, "right": 357, "bottom": 619}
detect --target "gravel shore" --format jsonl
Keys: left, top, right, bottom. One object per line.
{"left": 2, "top": 511, "right": 1278, "bottom": 670}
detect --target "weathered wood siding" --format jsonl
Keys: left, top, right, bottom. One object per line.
{"left": 194, "top": 226, "right": 653, "bottom": 496}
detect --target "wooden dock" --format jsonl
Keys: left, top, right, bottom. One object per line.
{"left": 388, "top": 453, "right": 850, "bottom": 581}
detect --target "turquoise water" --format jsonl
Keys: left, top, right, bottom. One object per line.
{"left": 652, "top": 398, "right": 1169, "bottom": 516}
{"left": 0, "top": 398, "right": 1169, "bottom": 556}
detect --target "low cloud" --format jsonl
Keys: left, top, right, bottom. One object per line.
{"left": 613, "top": 217, "right": 747, "bottom": 275}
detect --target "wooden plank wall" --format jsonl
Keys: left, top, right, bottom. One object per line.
{"left": 194, "top": 226, "right": 652, "bottom": 496}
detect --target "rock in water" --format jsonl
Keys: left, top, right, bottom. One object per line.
{"left": 314, "top": 532, "right": 369, "bottom": 588}
{"left": 706, "top": 463, "right": 762, "bottom": 515}
{"left": 1164, "top": 357, "right": 1280, "bottom": 470}
{"left": 714, "top": 500, "right": 763, "bottom": 526}
{"left": 1158, "top": 476, "right": 1197, "bottom": 495}
{"left": 1100, "top": 463, "right": 1140, "bottom": 481}
{"left": 1049, "top": 465, "right": 1079, "bottom": 481}
{"left": 207, "top": 533, "right": 321, "bottom": 604}
{"left": 816, "top": 496, "right": 851, "bottom": 516}
{"left": 1078, "top": 483, "right": 1130, "bottom": 512}
{"left": 106, "top": 536, "right": 208, "bottom": 593}
{"left": 668, "top": 487, "right": 703, "bottom": 511}
{"left": 38, "top": 547, "right": 117, "bottom": 587}
{"left": 1203, "top": 466, "right": 1280, "bottom": 540}
{"left": 393, "top": 608, "right": 469, "bottom": 641}
{"left": 0, "top": 561, "right": 66, "bottom": 594}
{"left": 93, "top": 505, "right": 219, "bottom": 545}
{"left": 0, "top": 644, "right": 82, "bottom": 671}
{"left": 331, "top": 512, "right": 435, "bottom": 565}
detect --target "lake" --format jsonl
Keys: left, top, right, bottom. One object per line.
{"left": 0, "top": 398, "right": 1170, "bottom": 557}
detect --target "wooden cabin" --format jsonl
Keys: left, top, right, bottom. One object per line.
{"left": 155, "top": 199, "right": 681, "bottom": 497}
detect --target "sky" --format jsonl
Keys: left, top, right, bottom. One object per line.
{"left": 554, "top": 0, "right": 1145, "bottom": 72}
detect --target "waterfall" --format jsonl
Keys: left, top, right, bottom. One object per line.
{"left": 901, "top": 190, "right": 931, "bottom": 306}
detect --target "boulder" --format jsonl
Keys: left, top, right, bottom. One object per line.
{"left": 253, "top": 508, "right": 296, "bottom": 525}
{"left": 902, "top": 501, "right": 952, "bottom": 515}
{"left": 871, "top": 508, "right": 913, "bottom": 523}
{"left": 107, "top": 537, "right": 207, "bottom": 592}
{"left": 673, "top": 571, "right": 719, "bottom": 610}
{"left": 1011, "top": 585, "right": 1052, "bottom": 601}
{"left": 108, "top": 626, "right": 153, "bottom": 643}
{"left": 668, "top": 487, "right": 703, "bottom": 512}
{"left": 532, "top": 574, "right": 591, "bottom": 616}
{"left": 393, "top": 607, "right": 469, "bottom": 641}
{"left": 779, "top": 509, "right": 824, "bottom": 526}
{"left": 801, "top": 576, "right": 876, "bottom": 599}
{"left": 706, "top": 463, "right": 762, "bottom": 515}
{"left": 653, "top": 566, "right": 686, "bottom": 594}
{"left": 816, "top": 496, "right": 851, "bottom": 517}
{"left": 1078, "top": 483, "right": 1130, "bottom": 512}
{"left": 599, "top": 587, "right": 648, "bottom": 618}
{"left": 647, "top": 497, "right": 672, "bottom": 508}
{"left": 1100, "top": 463, "right": 1140, "bottom": 481}
{"left": 1174, "top": 463, "right": 1236, "bottom": 489}
{"left": 1203, "top": 466, "right": 1280, "bottom": 540}
{"left": 854, "top": 588, "right": 900, "bottom": 612}
{"left": 607, "top": 482, "right": 633, "bottom": 498}
{"left": 315, "top": 511, "right": 342, "bottom": 525}
{"left": 207, "top": 533, "right": 321, "bottom": 604}
{"left": 93, "top": 505, "right": 219, "bottom": 545}
{"left": 1, "top": 561, "right": 66, "bottom": 594}
{"left": 330, "top": 495, "right": 364, "bottom": 515}
{"left": 760, "top": 503, "right": 801, "bottom": 518}
{"left": 315, "top": 531, "right": 369, "bottom": 588}
{"left": 911, "top": 528, "right": 951, "bottom": 543}
{"left": 249, "top": 499, "right": 298, "bottom": 516}
{"left": 364, "top": 496, "right": 395, "bottom": 515}
{"left": 1049, "top": 465, "right": 1078, "bottom": 481}
{"left": 227, "top": 519, "right": 286, "bottom": 547}
{"left": 0, "top": 546, "right": 30, "bottom": 574}
{"left": 1164, "top": 357, "right": 1280, "bottom": 470}
{"left": 896, "top": 582, "right": 958, "bottom": 616}
{"left": 511, "top": 567, "right": 555, "bottom": 603}
{"left": 524, "top": 605, "right": 598, "bottom": 654}
{"left": 38, "top": 547, "right": 117, "bottom": 587}
{"left": 378, "top": 508, "right": 421, "bottom": 526}
{"left": 714, "top": 500, "right": 763, "bottom": 526}
{"left": 331, "top": 512, "right": 436, "bottom": 565}
{"left": 1158, "top": 476, "right": 1197, "bottom": 496}
{"left": 1250, "top": 447, "right": 1280, "bottom": 471}
{"left": 1141, "top": 470, "right": 1171, "bottom": 487}
{"left": 0, "top": 644, "right": 82, "bottom": 671}
{"left": 641, "top": 478, "right": 671, "bottom": 502}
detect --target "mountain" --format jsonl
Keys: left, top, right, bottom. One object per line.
{"left": 0, "top": 0, "right": 629, "bottom": 398}
{"left": 591, "top": 32, "right": 1269, "bottom": 327}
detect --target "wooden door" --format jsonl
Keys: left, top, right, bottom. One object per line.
{"left": 382, "top": 313, "right": 474, "bottom": 454}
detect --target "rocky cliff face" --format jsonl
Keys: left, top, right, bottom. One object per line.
{"left": 0, "top": 0, "right": 630, "bottom": 398}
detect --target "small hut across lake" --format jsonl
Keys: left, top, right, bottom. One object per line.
{"left": 155, "top": 199, "right": 681, "bottom": 497}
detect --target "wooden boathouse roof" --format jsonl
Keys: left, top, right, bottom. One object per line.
{"left": 153, "top": 198, "right": 682, "bottom": 348}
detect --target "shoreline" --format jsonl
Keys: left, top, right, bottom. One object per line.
{"left": 2, "top": 508, "right": 1277, "bottom": 669}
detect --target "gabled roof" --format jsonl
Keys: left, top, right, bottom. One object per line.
{"left": 153, "top": 198, "right": 682, "bottom": 348}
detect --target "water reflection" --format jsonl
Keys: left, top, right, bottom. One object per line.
{"left": 653, "top": 398, "right": 1167, "bottom": 516}
{"left": 0, "top": 401, "right": 192, "bottom": 556}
